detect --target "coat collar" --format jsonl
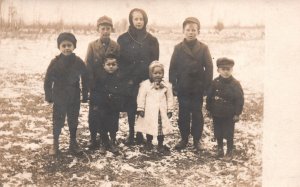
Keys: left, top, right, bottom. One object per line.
{"left": 95, "top": 38, "right": 116, "bottom": 55}
{"left": 181, "top": 39, "right": 202, "bottom": 59}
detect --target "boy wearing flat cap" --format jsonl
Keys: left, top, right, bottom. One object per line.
{"left": 44, "top": 32, "right": 88, "bottom": 155}
{"left": 206, "top": 57, "right": 244, "bottom": 160}
{"left": 85, "top": 15, "right": 120, "bottom": 150}
{"left": 169, "top": 17, "right": 213, "bottom": 152}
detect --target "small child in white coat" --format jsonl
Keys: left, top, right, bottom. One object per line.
{"left": 135, "top": 61, "right": 174, "bottom": 153}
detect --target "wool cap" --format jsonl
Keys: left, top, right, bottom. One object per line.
{"left": 216, "top": 57, "right": 235, "bottom": 68}
{"left": 129, "top": 8, "right": 148, "bottom": 28}
{"left": 57, "top": 32, "right": 77, "bottom": 48}
{"left": 183, "top": 17, "right": 200, "bottom": 30}
{"left": 97, "top": 15, "right": 113, "bottom": 28}
{"left": 149, "top": 60, "right": 164, "bottom": 77}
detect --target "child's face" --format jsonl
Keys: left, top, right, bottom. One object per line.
{"left": 218, "top": 67, "right": 233, "bottom": 78}
{"left": 183, "top": 23, "right": 199, "bottom": 41}
{"left": 103, "top": 58, "right": 118, "bottom": 74}
{"left": 59, "top": 40, "right": 75, "bottom": 56}
{"left": 151, "top": 67, "right": 164, "bottom": 82}
{"left": 98, "top": 24, "right": 112, "bottom": 39}
{"left": 132, "top": 11, "right": 144, "bottom": 30}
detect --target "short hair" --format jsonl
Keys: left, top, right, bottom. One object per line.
{"left": 104, "top": 54, "right": 118, "bottom": 64}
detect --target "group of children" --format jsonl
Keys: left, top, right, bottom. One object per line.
{"left": 44, "top": 8, "right": 244, "bottom": 160}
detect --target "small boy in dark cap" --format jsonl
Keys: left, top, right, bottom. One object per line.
{"left": 169, "top": 17, "right": 213, "bottom": 152}
{"left": 85, "top": 15, "right": 120, "bottom": 150}
{"left": 206, "top": 57, "right": 244, "bottom": 160}
{"left": 44, "top": 32, "right": 88, "bottom": 155}
{"left": 91, "top": 54, "right": 125, "bottom": 154}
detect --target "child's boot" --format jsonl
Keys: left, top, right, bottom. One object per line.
{"left": 157, "top": 141, "right": 164, "bottom": 153}
{"left": 193, "top": 138, "right": 201, "bottom": 152}
{"left": 224, "top": 138, "right": 233, "bottom": 161}
{"left": 69, "top": 138, "right": 82, "bottom": 155}
{"left": 175, "top": 138, "right": 188, "bottom": 150}
{"left": 49, "top": 138, "right": 59, "bottom": 155}
{"left": 125, "top": 126, "right": 135, "bottom": 145}
{"left": 109, "top": 139, "right": 119, "bottom": 154}
{"left": 136, "top": 132, "right": 145, "bottom": 145}
{"left": 216, "top": 148, "right": 224, "bottom": 158}
{"left": 88, "top": 134, "right": 98, "bottom": 150}
{"left": 145, "top": 140, "right": 153, "bottom": 151}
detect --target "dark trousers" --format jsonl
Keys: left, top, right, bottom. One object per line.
{"left": 52, "top": 102, "right": 80, "bottom": 140}
{"left": 98, "top": 108, "right": 119, "bottom": 144}
{"left": 146, "top": 134, "right": 164, "bottom": 144}
{"left": 88, "top": 101, "right": 98, "bottom": 141}
{"left": 125, "top": 96, "right": 143, "bottom": 139}
{"left": 213, "top": 117, "right": 235, "bottom": 151}
{"left": 178, "top": 95, "right": 204, "bottom": 141}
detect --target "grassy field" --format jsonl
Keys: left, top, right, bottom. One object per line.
{"left": 0, "top": 29, "right": 263, "bottom": 186}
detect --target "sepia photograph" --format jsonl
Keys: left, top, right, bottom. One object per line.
{"left": 1, "top": 0, "right": 298, "bottom": 186}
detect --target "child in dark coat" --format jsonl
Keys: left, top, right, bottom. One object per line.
{"left": 44, "top": 32, "right": 88, "bottom": 155}
{"left": 91, "top": 55, "right": 125, "bottom": 154}
{"left": 206, "top": 57, "right": 244, "bottom": 160}
{"left": 85, "top": 15, "right": 120, "bottom": 150}
{"left": 169, "top": 17, "right": 213, "bottom": 152}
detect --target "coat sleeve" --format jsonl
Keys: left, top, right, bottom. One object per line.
{"left": 234, "top": 81, "right": 244, "bottom": 116}
{"left": 136, "top": 81, "right": 147, "bottom": 112}
{"left": 166, "top": 82, "right": 174, "bottom": 112}
{"left": 151, "top": 37, "right": 159, "bottom": 61}
{"left": 203, "top": 45, "right": 213, "bottom": 91}
{"left": 44, "top": 59, "right": 55, "bottom": 102}
{"left": 85, "top": 43, "right": 94, "bottom": 91}
{"left": 169, "top": 46, "right": 178, "bottom": 91}
{"left": 79, "top": 59, "right": 89, "bottom": 100}
{"left": 206, "top": 81, "right": 215, "bottom": 112}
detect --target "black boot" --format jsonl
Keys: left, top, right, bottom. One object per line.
{"left": 49, "top": 138, "right": 59, "bottom": 155}
{"left": 157, "top": 141, "right": 164, "bottom": 153}
{"left": 136, "top": 132, "right": 145, "bottom": 145}
{"left": 69, "top": 138, "right": 82, "bottom": 155}
{"left": 125, "top": 125, "right": 135, "bottom": 146}
{"left": 88, "top": 135, "right": 98, "bottom": 150}
{"left": 144, "top": 140, "right": 153, "bottom": 151}
{"left": 175, "top": 138, "right": 188, "bottom": 150}
{"left": 193, "top": 138, "right": 201, "bottom": 152}
{"left": 216, "top": 148, "right": 224, "bottom": 158}
{"left": 109, "top": 139, "right": 119, "bottom": 154}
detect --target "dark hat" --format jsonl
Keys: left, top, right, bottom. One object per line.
{"left": 129, "top": 8, "right": 148, "bottom": 28}
{"left": 216, "top": 57, "right": 235, "bottom": 68}
{"left": 57, "top": 32, "right": 77, "bottom": 48}
{"left": 97, "top": 15, "right": 113, "bottom": 27}
{"left": 183, "top": 17, "right": 200, "bottom": 30}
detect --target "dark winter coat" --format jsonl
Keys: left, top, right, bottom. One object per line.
{"left": 117, "top": 30, "right": 159, "bottom": 97}
{"left": 44, "top": 53, "right": 88, "bottom": 105}
{"left": 92, "top": 69, "right": 126, "bottom": 112}
{"left": 169, "top": 39, "right": 213, "bottom": 96}
{"left": 206, "top": 76, "right": 244, "bottom": 117}
{"left": 85, "top": 38, "right": 120, "bottom": 92}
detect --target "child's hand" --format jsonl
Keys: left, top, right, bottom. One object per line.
{"left": 167, "top": 112, "right": 172, "bottom": 119}
{"left": 137, "top": 111, "right": 145, "bottom": 118}
{"left": 233, "top": 115, "right": 240, "bottom": 122}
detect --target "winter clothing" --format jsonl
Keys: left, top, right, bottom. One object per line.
{"left": 169, "top": 38, "right": 213, "bottom": 147}
{"left": 57, "top": 32, "right": 77, "bottom": 48}
{"left": 97, "top": 15, "right": 113, "bottom": 28}
{"left": 117, "top": 8, "right": 159, "bottom": 143}
{"left": 216, "top": 57, "right": 235, "bottom": 68}
{"left": 169, "top": 39, "right": 213, "bottom": 96}
{"left": 183, "top": 17, "right": 200, "bottom": 30}
{"left": 206, "top": 75, "right": 244, "bottom": 155}
{"left": 44, "top": 53, "right": 88, "bottom": 153}
{"left": 92, "top": 69, "right": 125, "bottom": 144}
{"left": 135, "top": 80, "right": 174, "bottom": 137}
{"left": 206, "top": 76, "right": 244, "bottom": 118}
{"left": 85, "top": 38, "right": 120, "bottom": 142}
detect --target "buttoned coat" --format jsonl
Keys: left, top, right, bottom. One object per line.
{"left": 117, "top": 32, "right": 159, "bottom": 97}
{"left": 85, "top": 39, "right": 120, "bottom": 93}
{"left": 44, "top": 53, "right": 88, "bottom": 105}
{"left": 206, "top": 76, "right": 244, "bottom": 117}
{"left": 135, "top": 80, "right": 174, "bottom": 136}
{"left": 169, "top": 40, "right": 213, "bottom": 96}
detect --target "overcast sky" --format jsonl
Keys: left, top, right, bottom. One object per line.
{"left": 1, "top": 0, "right": 265, "bottom": 27}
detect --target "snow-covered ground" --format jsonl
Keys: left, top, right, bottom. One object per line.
{"left": 0, "top": 29, "right": 263, "bottom": 186}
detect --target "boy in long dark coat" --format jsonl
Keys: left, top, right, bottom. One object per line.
{"left": 206, "top": 57, "right": 244, "bottom": 160}
{"left": 85, "top": 16, "right": 120, "bottom": 149}
{"left": 44, "top": 32, "right": 88, "bottom": 155}
{"left": 92, "top": 55, "right": 125, "bottom": 154}
{"left": 169, "top": 17, "right": 213, "bottom": 152}
{"left": 117, "top": 8, "right": 159, "bottom": 145}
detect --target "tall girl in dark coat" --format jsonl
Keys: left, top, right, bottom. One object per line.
{"left": 117, "top": 8, "right": 159, "bottom": 145}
